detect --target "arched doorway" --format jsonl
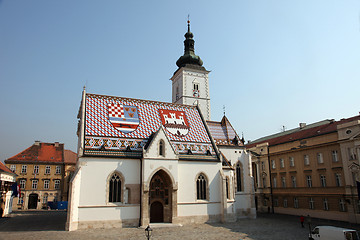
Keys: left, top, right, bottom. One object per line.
{"left": 150, "top": 201, "right": 163, "bottom": 223}
{"left": 28, "top": 193, "right": 38, "bottom": 209}
{"left": 149, "top": 170, "right": 172, "bottom": 223}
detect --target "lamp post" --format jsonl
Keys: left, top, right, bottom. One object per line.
{"left": 145, "top": 225, "right": 152, "bottom": 240}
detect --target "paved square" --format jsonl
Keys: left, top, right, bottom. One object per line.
{"left": 1, "top": 211, "right": 359, "bottom": 240}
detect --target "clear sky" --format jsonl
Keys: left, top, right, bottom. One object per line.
{"left": 1, "top": 0, "right": 359, "bottom": 162}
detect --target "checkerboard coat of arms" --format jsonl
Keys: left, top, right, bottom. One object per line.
{"left": 159, "top": 109, "right": 190, "bottom": 137}
{"left": 108, "top": 103, "right": 140, "bottom": 133}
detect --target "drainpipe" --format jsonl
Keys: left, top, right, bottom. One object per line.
{"left": 139, "top": 158, "right": 143, "bottom": 227}
{"left": 267, "top": 145, "right": 274, "bottom": 214}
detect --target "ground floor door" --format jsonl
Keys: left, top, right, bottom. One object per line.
{"left": 150, "top": 201, "right": 163, "bottom": 223}
{"left": 28, "top": 194, "right": 38, "bottom": 209}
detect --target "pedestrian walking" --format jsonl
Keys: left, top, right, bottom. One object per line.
{"left": 300, "top": 215, "right": 304, "bottom": 228}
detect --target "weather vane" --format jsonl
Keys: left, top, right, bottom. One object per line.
{"left": 223, "top": 105, "right": 226, "bottom": 116}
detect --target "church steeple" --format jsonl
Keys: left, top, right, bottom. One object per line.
{"left": 171, "top": 19, "right": 211, "bottom": 121}
{"left": 176, "top": 20, "right": 204, "bottom": 68}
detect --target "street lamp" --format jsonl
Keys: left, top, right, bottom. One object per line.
{"left": 145, "top": 225, "right": 152, "bottom": 240}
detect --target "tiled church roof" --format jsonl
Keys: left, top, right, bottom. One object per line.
{"left": 206, "top": 116, "right": 243, "bottom": 146}
{"left": 84, "top": 93, "right": 216, "bottom": 156}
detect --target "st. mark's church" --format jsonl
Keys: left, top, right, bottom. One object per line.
{"left": 67, "top": 21, "right": 256, "bottom": 230}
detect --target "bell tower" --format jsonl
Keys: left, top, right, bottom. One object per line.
{"left": 171, "top": 20, "right": 211, "bottom": 120}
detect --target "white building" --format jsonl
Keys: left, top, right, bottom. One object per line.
{"left": 67, "top": 22, "right": 255, "bottom": 231}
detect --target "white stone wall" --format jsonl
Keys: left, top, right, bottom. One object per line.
{"left": 171, "top": 68, "right": 211, "bottom": 120}
{"left": 177, "top": 161, "right": 222, "bottom": 217}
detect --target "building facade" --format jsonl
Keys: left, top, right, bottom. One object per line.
{"left": 5, "top": 141, "right": 77, "bottom": 210}
{"left": 247, "top": 115, "right": 360, "bottom": 223}
{"left": 66, "top": 22, "right": 255, "bottom": 231}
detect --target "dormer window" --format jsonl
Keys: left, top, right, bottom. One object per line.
{"left": 159, "top": 140, "right": 165, "bottom": 156}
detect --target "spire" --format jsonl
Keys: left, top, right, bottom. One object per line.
{"left": 176, "top": 18, "right": 204, "bottom": 69}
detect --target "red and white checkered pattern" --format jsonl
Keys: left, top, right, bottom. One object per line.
{"left": 108, "top": 103, "right": 124, "bottom": 118}
{"left": 85, "top": 93, "right": 211, "bottom": 144}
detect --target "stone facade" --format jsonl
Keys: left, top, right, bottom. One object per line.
{"left": 247, "top": 115, "right": 360, "bottom": 223}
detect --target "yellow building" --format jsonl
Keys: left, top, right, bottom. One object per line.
{"left": 247, "top": 115, "right": 360, "bottom": 223}
{"left": 5, "top": 141, "right": 77, "bottom": 210}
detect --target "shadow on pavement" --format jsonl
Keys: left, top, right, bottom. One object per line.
{"left": 0, "top": 210, "right": 67, "bottom": 232}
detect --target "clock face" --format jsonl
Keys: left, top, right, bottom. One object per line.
{"left": 193, "top": 90, "right": 199, "bottom": 97}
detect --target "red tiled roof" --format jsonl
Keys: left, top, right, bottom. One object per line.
{"left": 207, "top": 116, "right": 244, "bottom": 146}
{"left": 246, "top": 115, "right": 360, "bottom": 148}
{"left": 0, "top": 161, "right": 15, "bottom": 175}
{"left": 64, "top": 149, "right": 77, "bottom": 164}
{"left": 6, "top": 142, "right": 64, "bottom": 163}
{"left": 83, "top": 93, "right": 216, "bottom": 155}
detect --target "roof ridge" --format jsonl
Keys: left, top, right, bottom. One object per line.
{"left": 87, "top": 93, "right": 198, "bottom": 109}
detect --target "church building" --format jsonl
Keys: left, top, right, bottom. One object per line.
{"left": 67, "top": 21, "right": 255, "bottom": 231}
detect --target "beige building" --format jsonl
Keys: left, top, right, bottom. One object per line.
{"left": 247, "top": 115, "right": 360, "bottom": 223}
{"left": 5, "top": 141, "right": 77, "bottom": 210}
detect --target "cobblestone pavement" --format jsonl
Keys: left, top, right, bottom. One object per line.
{"left": 1, "top": 211, "right": 360, "bottom": 240}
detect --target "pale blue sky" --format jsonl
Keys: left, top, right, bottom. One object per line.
{"left": 1, "top": 0, "right": 359, "bottom": 161}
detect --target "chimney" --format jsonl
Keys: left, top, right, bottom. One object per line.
{"left": 34, "top": 140, "right": 41, "bottom": 146}
{"left": 299, "top": 123, "right": 306, "bottom": 129}
{"left": 55, "top": 142, "right": 59, "bottom": 147}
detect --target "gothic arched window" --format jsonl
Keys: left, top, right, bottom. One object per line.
{"left": 159, "top": 140, "right": 165, "bottom": 156}
{"left": 196, "top": 173, "right": 208, "bottom": 200}
{"left": 109, "top": 173, "right": 122, "bottom": 203}
{"left": 236, "top": 163, "right": 242, "bottom": 192}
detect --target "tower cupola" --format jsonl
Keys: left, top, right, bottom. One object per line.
{"left": 176, "top": 20, "right": 204, "bottom": 68}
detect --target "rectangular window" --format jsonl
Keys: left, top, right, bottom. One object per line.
{"left": 357, "top": 200, "right": 360, "bottom": 214}
{"left": 280, "top": 158, "right": 284, "bottom": 168}
{"left": 20, "top": 179, "right": 26, "bottom": 189}
{"left": 309, "top": 197, "right": 315, "bottom": 209}
{"left": 304, "top": 155, "right": 310, "bottom": 166}
{"left": 348, "top": 148, "right": 357, "bottom": 160}
{"left": 43, "top": 194, "right": 48, "bottom": 204}
{"left": 317, "top": 153, "right": 323, "bottom": 164}
{"left": 33, "top": 165, "right": 39, "bottom": 174}
{"left": 44, "top": 180, "right": 50, "bottom": 189}
{"left": 335, "top": 173, "right": 342, "bottom": 187}
{"left": 283, "top": 198, "right": 288, "bottom": 208}
{"left": 21, "top": 165, "right": 27, "bottom": 173}
{"left": 274, "top": 198, "right": 279, "bottom": 207}
{"left": 262, "top": 177, "right": 266, "bottom": 188}
{"left": 291, "top": 176, "right": 297, "bottom": 188}
{"left": 55, "top": 166, "right": 61, "bottom": 174}
{"left": 289, "top": 157, "right": 295, "bottom": 167}
{"left": 294, "top": 197, "right": 299, "bottom": 208}
{"left": 273, "top": 177, "right": 277, "bottom": 188}
{"left": 10, "top": 165, "right": 16, "bottom": 172}
{"left": 54, "top": 180, "right": 60, "bottom": 190}
{"left": 281, "top": 176, "right": 286, "bottom": 188}
{"left": 45, "top": 166, "right": 51, "bottom": 174}
{"left": 17, "top": 193, "right": 24, "bottom": 204}
{"left": 339, "top": 199, "right": 346, "bottom": 212}
{"left": 271, "top": 160, "right": 276, "bottom": 169}
{"left": 320, "top": 175, "right": 326, "bottom": 187}
{"left": 32, "top": 180, "right": 38, "bottom": 189}
{"left": 332, "top": 150, "right": 339, "bottom": 162}
{"left": 323, "top": 198, "right": 329, "bottom": 211}
{"left": 306, "top": 175, "right": 312, "bottom": 188}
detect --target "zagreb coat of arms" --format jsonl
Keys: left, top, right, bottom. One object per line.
{"left": 108, "top": 103, "right": 140, "bottom": 134}
{"left": 159, "top": 109, "right": 190, "bottom": 137}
